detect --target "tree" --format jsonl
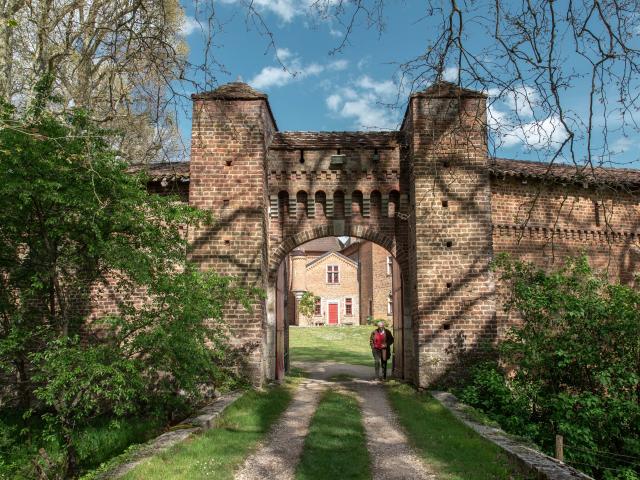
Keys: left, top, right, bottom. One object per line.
{"left": 298, "top": 291, "right": 318, "bottom": 323}
{"left": 0, "top": 0, "right": 216, "bottom": 164}
{"left": 461, "top": 254, "right": 640, "bottom": 479}
{"left": 0, "top": 87, "right": 252, "bottom": 476}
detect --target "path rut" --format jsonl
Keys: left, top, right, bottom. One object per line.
{"left": 234, "top": 361, "right": 434, "bottom": 480}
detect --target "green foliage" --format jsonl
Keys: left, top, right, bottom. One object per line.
{"left": 387, "top": 382, "right": 523, "bottom": 479}
{"left": 0, "top": 99, "right": 253, "bottom": 477}
{"left": 121, "top": 384, "right": 294, "bottom": 480}
{"left": 459, "top": 254, "right": 640, "bottom": 479}
{"left": 298, "top": 292, "right": 318, "bottom": 320}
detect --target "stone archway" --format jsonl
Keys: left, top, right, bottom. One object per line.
{"left": 265, "top": 228, "right": 412, "bottom": 382}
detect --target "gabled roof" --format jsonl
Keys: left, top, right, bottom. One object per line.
{"left": 306, "top": 251, "right": 358, "bottom": 270}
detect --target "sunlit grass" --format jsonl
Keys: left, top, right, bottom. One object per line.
{"left": 295, "top": 390, "right": 370, "bottom": 480}
{"left": 289, "top": 325, "right": 373, "bottom": 366}
{"left": 121, "top": 383, "right": 295, "bottom": 480}
{"left": 386, "top": 382, "right": 529, "bottom": 480}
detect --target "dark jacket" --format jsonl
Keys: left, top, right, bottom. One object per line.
{"left": 370, "top": 328, "right": 394, "bottom": 358}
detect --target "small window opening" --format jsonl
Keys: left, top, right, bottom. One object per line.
{"left": 442, "top": 199, "right": 449, "bottom": 208}
{"left": 223, "top": 199, "right": 229, "bottom": 208}
{"left": 445, "top": 240, "right": 453, "bottom": 248}
{"left": 299, "top": 149, "right": 305, "bottom": 164}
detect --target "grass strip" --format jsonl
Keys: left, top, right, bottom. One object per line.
{"left": 386, "top": 382, "right": 528, "bottom": 480}
{"left": 289, "top": 325, "right": 374, "bottom": 366}
{"left": 295, "top": 390, "right": 370, "bottom": 480}
{"left": 121, "top": 383, "right": 294, "bottom": 480}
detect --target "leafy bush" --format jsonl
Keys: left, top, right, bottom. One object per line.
{"left": 298, "top": 292, "right": 318, "bottom": 321}
{"left": 460, "top": 254, "right": 640, "bottom": 480}
{"left": 0, "top": 84, "right": 254, "bottom": 477}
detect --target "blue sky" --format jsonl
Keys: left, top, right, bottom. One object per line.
{"left": 177, "top": 1, "right": 640, "bottom": 168}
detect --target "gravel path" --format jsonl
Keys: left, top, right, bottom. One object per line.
{"left": 234, "top": 378, "right": 324, "bottom": 480}
{"left": 351, "top": 380, "right": 437, "bottom": 480}
{"left": 234, "top": 361, "right": 434, "bottom": 480}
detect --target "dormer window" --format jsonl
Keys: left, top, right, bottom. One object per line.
{"left": 327, "top": 265, "right": 339, "bottom": 284}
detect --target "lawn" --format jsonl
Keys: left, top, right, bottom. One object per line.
{"left": 289, "top": 325, "right": 374, "bottom": 366}
{"left": 120, "top": 383, "right": 294, "bottom": 480}
{"left": 386, "top": 382, "right": 528, "bottom": 480}
{"left": 295, "top": 390, "right": 370, "bottom": 480}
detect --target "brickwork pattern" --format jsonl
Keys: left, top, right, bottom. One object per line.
{"left": 128, "top": 81, "right": 640, "bottom": 389}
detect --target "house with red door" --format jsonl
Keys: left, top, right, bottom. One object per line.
{"left": 298, "top": 250, "right": 360, "bottom": 326}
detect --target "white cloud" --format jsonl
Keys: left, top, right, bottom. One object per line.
{"left": 326, "top": 94, "right": 342, "bottom": 111}
{"left": 328, "top": 59, "right": 349, "bottom": 71}
{"left": 250, "top": 66, "right": 295, "bottom": 89}
{"left": 325, "top": 75, "right": 402, "bottom": 130}
{"left": 276, "top": 48, "right": 293, "bottom": 61}
{"left": 443, "top": 66, "right": 459, "bottom": 82}
{"left": 249, "top": 50, "right": 349, "bottom": 90}
{"left": 329, "top": 27, "right": 343, "bottom": 37}
{"left": 220, "top": 0, "right": 338, "bottom": 22}
{"left": 180, "top": 15, "right": 199, "bottom": 36}
{"left": 612, "top": 136, "right": 634, "bottom": 153}
{"left": 488, "top": 86, "right": 567, "bottom": 149}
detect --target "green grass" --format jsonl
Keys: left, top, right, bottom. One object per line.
{"left": 386, "top": 382, "right": 528, "bottom": 480}
{"left": 121, "top": 384, "right": 295, "bottom": 480}
{"left": 0, "top": 411, "right": 165, "bottom": 480}
{"left": 289, "top": 325, "right": 373, "bottom": 366}
{"left": 295, "top": 390, "right": 370, "bottom": 480}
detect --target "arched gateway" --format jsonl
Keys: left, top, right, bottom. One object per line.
{"left": 147, "top": 81, "right": 640, "bottom": 388}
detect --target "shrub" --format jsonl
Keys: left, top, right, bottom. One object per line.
{"left": 460, "top": 254, "right": 640, "bottom": 479}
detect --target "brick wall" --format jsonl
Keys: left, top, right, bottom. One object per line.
{"left": 128, "top": 81, "right": 640, "bottom": 389}
{"left": 188, "top": 84, "right": 275, "bottom": 383}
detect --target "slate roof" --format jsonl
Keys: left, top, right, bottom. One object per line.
{"left": 270, "top": 131, "right": 402, "bottom": 150}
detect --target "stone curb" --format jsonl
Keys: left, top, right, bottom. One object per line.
{"left": 431, "top": 391, "right": 594, "bottom": 480}
{"left": 98, "top": 391, "right": 243, "bottom": 479}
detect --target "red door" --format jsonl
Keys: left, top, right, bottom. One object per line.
{"left": 328, "top": 303, "right": 338, "bottom": 324}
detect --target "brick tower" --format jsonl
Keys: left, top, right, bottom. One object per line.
{"left": 189, "top": 83, "right": 276, "bottom": 382}
{"left": 403, "top": 82, "right": 496, "bottom": 387}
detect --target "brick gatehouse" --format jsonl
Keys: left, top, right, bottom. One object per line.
{"left": 144, "top": 81, "right": 640, "bottom": 388}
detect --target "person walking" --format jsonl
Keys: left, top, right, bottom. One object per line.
{"left": 370, "top": 321, "right": 394, "bottom": 380}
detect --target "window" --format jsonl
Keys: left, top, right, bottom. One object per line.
{"left": 387, "top": 294, "right": 393, "bottom": 315}
{"left": 345, "top": 298, "right": 352, "bottom": 316}
{"left": 314, "top": 297, "right": 321, "bottom": 315}
{"left": 386, "top": 256, "right": 393, "bottom": 276}
{"left": 327, "top": 265, "right": 339, "bottom": 284}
